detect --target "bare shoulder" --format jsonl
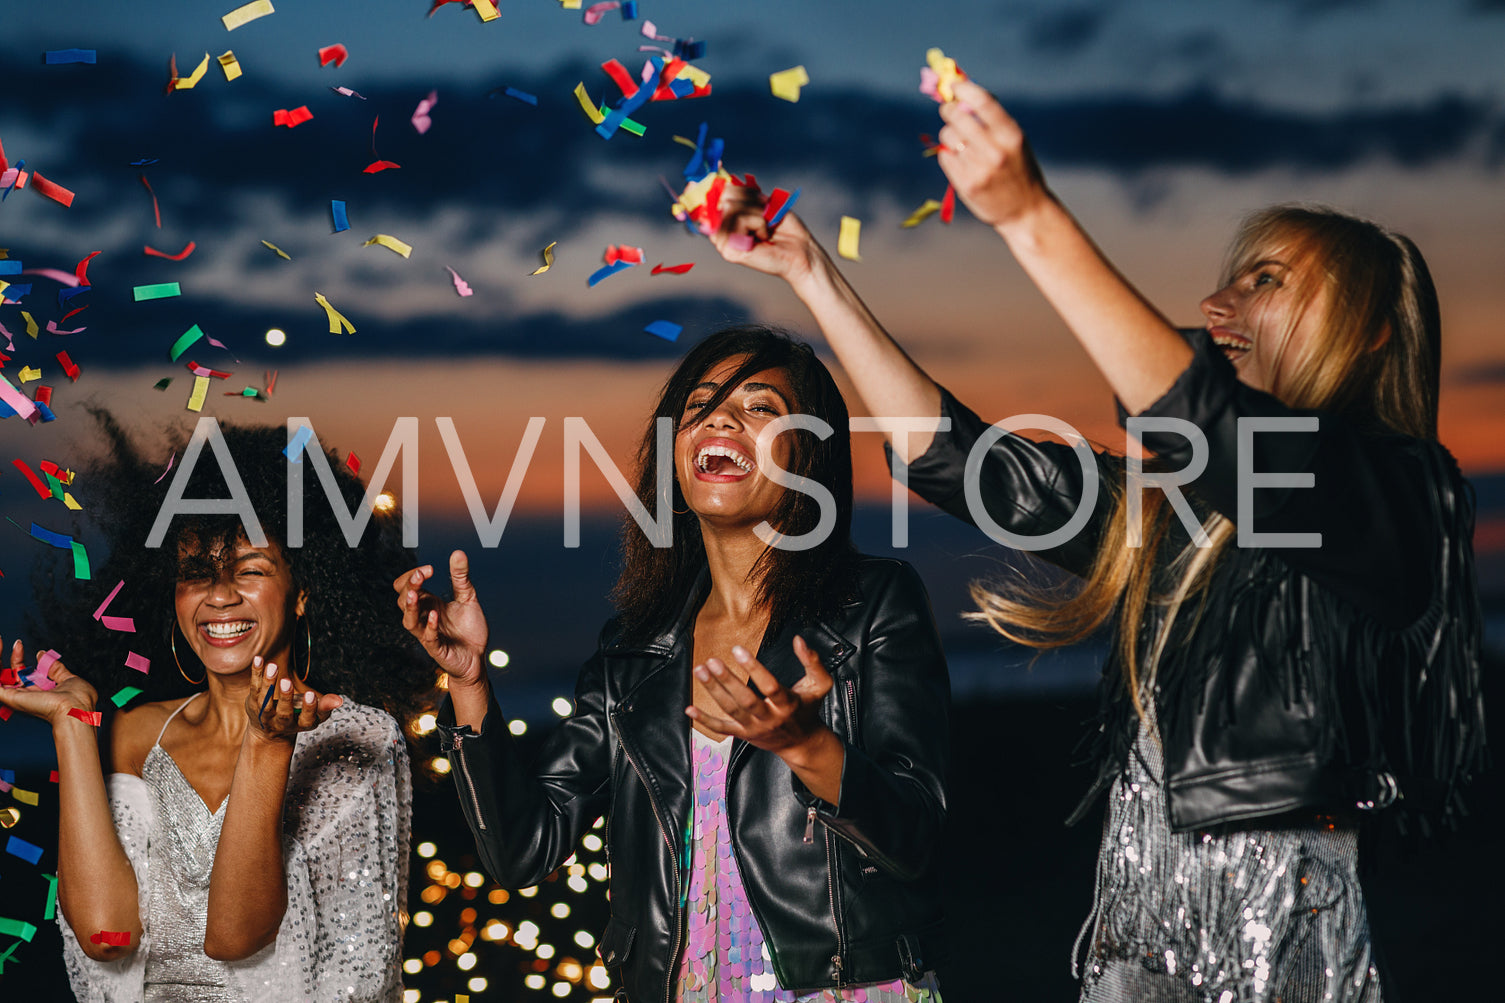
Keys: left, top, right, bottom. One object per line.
{"left": 107, "top": 699, "right": 181, "bottom": 776}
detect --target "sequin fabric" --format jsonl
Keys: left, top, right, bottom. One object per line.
{"left": 59, "top": 697, "right": 411, "bottom": 1003}
{"left": 1077, "top": 714, "right": 1381, "bottom": 1003}
{"left": 674, "top": 731, "right": 941, "bottom": 1003}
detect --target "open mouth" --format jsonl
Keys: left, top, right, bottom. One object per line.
{"left": 694, "top": 442, "right": 755, "bottom": 479}
{"left": 201, "top": 620, "right": 255, "bottom": 644}
{"left": 1209, "top": 327, "right": 1251, "bottom": 363}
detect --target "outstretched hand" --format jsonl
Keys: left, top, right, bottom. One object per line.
{"left": 0, "top": 636, "right": 99, "bottom": 729}
{"left": 935, "top": 78, "right": 1050, "bottom": 228}
{"left": 393, "top": 550, "right": 489, "bottom": 690}
{"left": 709, "top": 186, "right": 826, "bottom": 288}
{"left": 244, "top": 656, "right": 342, "bottom": 743}
{"left": 687, "top": 635, "right": 834, "bottom": 760}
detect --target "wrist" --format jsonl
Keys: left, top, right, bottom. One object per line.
{"left": 993, "top": 189, "right": 1061, "bottom": 251}
{"left": 243, "top": 726, "right": 298, "bottom": 755}
{"left": 780, "top": 726, "right": 841, "bottom": 772}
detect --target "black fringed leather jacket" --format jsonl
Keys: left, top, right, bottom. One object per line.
{"left": 903, "top": 329, "right": 1484, "bottom": 833}
{"left": 437, "top": 557, "right": 950, "bottom": 1002}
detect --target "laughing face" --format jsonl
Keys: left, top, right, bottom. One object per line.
{"left": 174, "top": 533, "right": 306, "bottom": 679}
{"left": 1200, "top": 242, "right": 1330, "bottom": 398}
{"left": 676, "top": 355, "right": 798, "bottom": 530}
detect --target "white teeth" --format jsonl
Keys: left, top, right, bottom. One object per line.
{"left": 695, "top": 444, "right": 753, "bottom": 473}
{"left": 205, "top": 621, "right": 253, "bottom": 638}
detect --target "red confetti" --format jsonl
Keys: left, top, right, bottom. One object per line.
{"left": 184, "top": 360, "right": 232, "bottom": 380}
{"left": 363, "top": 160, "right": 401, "bottom": 173}
{"left": 49, "top": 770, "right": 59, "bottom": 783}
{"left": 144, "top": 242, "right": 197, "bottom": 261}
{"left": 651, "top": 262, "right": 695, "bottom": 275}
{"left": 0, "top": 667, "right": 18, "bottom": 687}
{"left": 762, "top": 188, "right": 793, "bottom": 224}
{"left": 30, "top": 172, "right": 75, "bottom": 207}
{"left": 317, "top": 44, "right": 349, "bottom": 68}
{"left": 273, "top": 106, "right": 314, "bottom": 128}
{"left": 140, "top": 174, "right": 161, "bottom": 228}
{"left": 0, "top": 707, "right": 11, "bottom": 721}
{"left": 604, "top": 245, "right": 644, "bottom": 266}
{"left": 60, "top": 305, "right": 89, "bottom": 323}
{"left": 67, "top": 708, "right": 102, "bottom": 726}
{"left": 346, "top": 452, "right": 361, "bottom": 475}
{"left": 89, "top": 930, "right": 131, "bottom": 946}
{"left": 35, "top": 386, "right": 53, "bottom": 406}
{"left": 601, "top": 59, "right": 639, "bottom": 99}
{"left": 75, "top": 250, "right": 102, "bottom": 285}
{"left": 12, "top": 459, "right": 53, "bottom": 500}
{"left": 56, "top": 351, "right": 81, "bottom": 382}
{"left": 940, "top": 184, "right": 956, "bottom": 224}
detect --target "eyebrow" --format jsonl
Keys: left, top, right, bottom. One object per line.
{"left": 690, "top": 380, "right": 793, "bottom": 409}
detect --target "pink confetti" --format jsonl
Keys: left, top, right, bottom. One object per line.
{"left": 124, "top": 652, "right": 150, "bottom": 674}
{"left": 583, "top": 1, "right": 621, "bottom": 26}
{"left": 726, "top": 233, "right": 755, "bottom": 252}
{"left": 20, "top": 267, "right": 82, "bottom": 287}
{"left": 101, "top": 616, "right": 136, "bottom": 632}
{"left": 47, "top": 321, "right": 87, "bottom": 335}
{"left": 411, "top": 90, "right": 438, "bottom": 134}
{"left": 154, "top": 450, "right": 177, "bottom": 485}
{"left": 445, "top": 266, "right": 473, "bottom": 297}
{"left": 92, "top": 580, "right": 125, "bottom": 621}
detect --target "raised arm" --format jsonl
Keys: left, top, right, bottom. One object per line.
{"left": 0, "top": 639, "right": 143, "bottom": 962}
{"left": 935, "top": 78, "right": 1192, "bottom": 414}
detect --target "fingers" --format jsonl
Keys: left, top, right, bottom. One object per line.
{"left": 7, "top": 638, "right": 23, "bottom": 672}
{"left": 449, "top": 550, "right": 475, "bottom": 603}
{"left": 694, "top": 659, "right": 765, "bottom": 718}
{"left": 392, "top": 565, "right": 434, "bottom": 597}
{"left": 950, "top": 79, "right": 1013, "bottom": 132}
{"left": 790, "top": 636, "right": 834, "bottom": 699}
{"left": 734, "top": 647, "right": 797, "bottom": 713}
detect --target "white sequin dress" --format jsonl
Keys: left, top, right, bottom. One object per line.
{"left": 58, "top": 695, "right": 411, "bottom": 1003}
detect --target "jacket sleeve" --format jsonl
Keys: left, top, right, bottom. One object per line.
{"left": 436, "top": 643, "right": 613, "bottom": 889}
{"left": 898, "top": 386, "right": 1118, "bottom": 578}
{"left": 805, "top": 561, "right": 950, "bottom": 882}
{"left": 1129, "top": 327, "right": 1435, "bottom": 621}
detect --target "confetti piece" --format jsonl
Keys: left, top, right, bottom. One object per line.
{"left": 0, "top": 375, "right": 39, "bottom": 421}
{"left": 0, "top": 918, "right": 37, "bottom": 943}
{"left": 30, "top": 173, "right": 75, "bottom": 207}
{"left": 5, "top": 835, "right": 43, "bottom": 864}
{"left": 45, "top": 49, "right": 97, "bottom": 65}
{"left": 838, "top": 216, "right": 862, "bottom": 261}
{"left": 769, "top": 65, "right": 809, "bottom": 103}
{"left": 145, "top": 241, "right": 196, "bottom": 260}
{"left": 169, "top": 324, "right": 205, "bottom": 361}
{"left": 57, "top": 351, "right": 80, "bottom": 381}
{"left": 112, "top": 686, "right": 144, "bottom": 707}
{"left": 651, "top": 262, "right": 694, "bottom": 275}
{"left": 500, "top": 86, "right": 537, "bottom": 106}
{"left": 764, "top": 187, "right": 800, "bottom": 228}
{"left": 313, "top": 292, "right": 355, "bottom": 334}
{"left": 412, "top": 90, "right": 438, "bottom": 134}
{"left": 346, "top": 452, "right": 361, "bottom": 475}
{"left": 172, "top": 53, "right": 211, "bottom": 91}
{"left": 331, "top": 86, "right": 366, "bottom": 99}
{"left": 187, "top": 375, "right": 210, "bottom": 412}
{"left": 93, "top": 580, "right": 126, "bottom": 619}
{"left": 154, "top": 451, "right": 176, "bottom": 483}
{"left": 472, "top": 0, "right": 500, "bottom": 21}
{"left": 363, "top": 234, "right": 412, "bottom": 258}
{"left": 17, "top": 367, "right": 40, "bottom": 384}
{"left": 218, "top": 50, "right": 242, "bottom": 80}
{"left": 284, "top": 425, "right": 314, "bottom": 462}
{"left": 129, "top": 158, "right": 159, "bottom": 167}
{"left": 587, "top": 260, "right": 634, "bottom": 286}
{"left": 154, "top": 378, "right": 173, "bottom": 391}
{"left": 46, "top": 321, "right": 87, "bottom": 336}
{"left": 10, "top": 788, "right": 38, "bottom": 805}
{"left": 317, "top": 43, "right": 348, "bottom": 68}
{"left": 43, "top": 874, "right": 58, "bottom": 921}
{"left": 140, "top": 173, "right": 162, "bottom": 228}
{"left": 921, "top": 48, "right": 968, "bottom": 104}
{"left": 260, "top": 239, "right": 291, "bottom": 260}
{"left": 133, "top": 282, "right": 181, "bottom": 301}
{"left": 90, "top": 930, "right": 131, "bottom": 947}
{"left": 330, "top": 199, "right": 349, "bottom": 232}
{"left": 605, "top": 245, "right": 644, "bottom": 266}
{"left": 363, "top": 160, "right": 401, "bottom": 173}
{"left": 530, "top": 242, "right": 557, "bottom": 275}
{"left": 725, "top": 233, "right": 755, "bottom": 253}
{"left": 445, "top": 266, "right": 473, "bottom": 297}
{"left": 124, "top": 653, "right": 150, "bottom": 674}
{"left": 222, "top": 1, "right": 275, "bottom": 31}
{"left": 940, "top": 183, "right": 956, "bottom": 224}
{"left": 273, "top": 106, "right": 313, "bottom": 127}
{"left": 573, "top": 83, "right": 605, "bottom": 125}
{"left": 644, "top": 320, "right": 682, "bottom": 341}
{"left": 583, "top": 1, "right": 621, "bottom": 26}
{"left": 185, "top": 359, "right": 232, "bottom": 379}
{"left": 73, "top": 541, "right": 91, "bottom": 579}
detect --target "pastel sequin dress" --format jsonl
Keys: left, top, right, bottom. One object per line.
{"left": 58, "top": 696, "right": 411, "bottom": 1003}
{"left": 674, "top": 730, "right": 942, "bottom": 1003}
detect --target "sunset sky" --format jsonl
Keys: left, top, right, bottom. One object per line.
{"left": 3, "top": 0, "right": 1504, "bottom": 700}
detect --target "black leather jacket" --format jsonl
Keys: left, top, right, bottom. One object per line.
{"left": 437, "top": 556, "right": 950, "bottom": 1002}
{"left": 903, "top": 329, "right": 1483, "bottom": 832}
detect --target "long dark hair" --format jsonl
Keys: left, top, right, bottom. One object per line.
{"left": 611, "top": 326, "right": 858, "bottom": 642}
{"left": 29, "top": 409, "right": 433, "bottom": 725}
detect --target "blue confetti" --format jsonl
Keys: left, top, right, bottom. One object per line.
{"left": 0, "top": 261, "right": 21, "bottom": 274}
{"left": 331, "top": 199, "right": 349, "bottom": 233}
{"left": 587, "top": 260, "right": 635, "bottom": 287}
{"left": 44, "top": 48, "right": 96, "bottom": 65}
{"left": 129, "top": 158, "right": 159, "bottom": 167}
{"left": 6, "top": 836, "right": 44, "bottom": 866}
{"left": 644, "top": 320, "right": 682, "bottom": 342}
{"left": 503, "top": 86, "right": 538, "bottom": 106}
{"left": 766, "top": 188, "right": 801, "bottom": 228}
{"left": 2, "top": 283, "right": 31, "bottom": 301}
{"left": 283, "top": 425, "right": 315, "bottom": 463}
{"left": 621, "top": 1, "right": 638, "bottom": 19}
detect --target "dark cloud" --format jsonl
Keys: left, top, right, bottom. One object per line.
{"left": 1024, "top": 5, "right": 1110, "bottom": 55}
{"left": 1259, "top": 0, "right": 1380, "bottom": 13}
{"left": 1468, "top": 0, "right": 1505, "bottom": 11}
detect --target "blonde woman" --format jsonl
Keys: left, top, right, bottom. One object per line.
{"left": 714, "top": 79, "right": 1483, "bottom": 1003}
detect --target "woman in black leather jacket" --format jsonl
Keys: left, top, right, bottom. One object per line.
{"left": 712, "top": 79, "right": 1482, "bottom": 1003}
{"left": 395, "top": 327, "right": 950, "bottom": 1002}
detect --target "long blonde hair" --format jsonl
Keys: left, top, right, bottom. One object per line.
{"left": 969, "top": 205, "right": 1442, "bottom": 715}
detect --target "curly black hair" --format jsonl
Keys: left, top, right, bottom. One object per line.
{"left": 28, "top": 409, "right": 434, "bottom": 725}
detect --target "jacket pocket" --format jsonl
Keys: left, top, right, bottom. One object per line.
{"left": 597, "top": 916, "right": 635, "bottom": 970}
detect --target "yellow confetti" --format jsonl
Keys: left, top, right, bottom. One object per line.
{"left": 362, "top": 234, "right": 412, "bottom": 258}
{"left": 471, "top": 0, "right": 500, "bottom": 20}
{"left": 218, "top": 50, "right": 242, "bottom": 81}
{"left": 927, "top": 47, "right": 965, "bottom": 103}
{"left": 0, "top": 280, "right": 8, "bottom": 296}
{"left": 173, "top": 52, "right": 212, "bottom": 90}
{"left": 838, "top": 216, "right": 862, "bottom": 262}
{"left": 18, "top": 366, "right": 41, "bottom": 383}
{"left": 222, "top": 0, "right": 275, "bottom": 31}
{"left": 558, "top": 0, "right": 582, "bottom": 9}
{"left": 677, "top": 64, "right": 711, "bottom": 89}
{"left": 769, "top": 65, "right": 809, "bottom": 103}
{"left": 573, "top": 83, "right": 605, "bottom": 125}
{"left": 260, "top": 239, "right": 291, "bottom": 260}
{"left": 187, "top": 375, "right": 210, "bottom": 412}
{"left": 900, "top": 199, "right": 945, "bottom": 228}
{"left": 672, "top": 134, "right": 699, "bottom": 150}
{"left": 21, "top": 311, "right": 38, "bottom": 338}
{"left": 314, "top": 292, "right": 356, "bottom": 334}
{"left": 10, "top": 788, "right": 39, "bottom": 807}
{"left": 63, "top": 493, "right": 82, "bottom": 511}
{"left": 530, "top": 241, "right": 557, "bottom": 276}
{"left": 0, "top": 249, "right": 8, "bottom": 258}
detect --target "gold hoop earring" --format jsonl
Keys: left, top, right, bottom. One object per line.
{"left": 171, "top": 623, "right": 205, "bottom": 686}
{"left": 299, "top": 615, "right": 313, "bottom": 683}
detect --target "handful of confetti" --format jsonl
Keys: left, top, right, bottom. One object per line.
{"left": 920, "top": 47, "right": 967, "bottom": 103}
{"left": 668, "top": 124, "right": 799, "bottom": 241}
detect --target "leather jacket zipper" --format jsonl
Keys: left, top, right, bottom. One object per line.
{"left": 614, "top": 718, "right": 682, "bottom": 1003}
{"left": 826, "top": 826, "right": 845, "bottom": 986}
{"left": 450, "top": 731, "right": 488, "bottom": 832}
{"left": 803, "top": 805, "right": 817, "bottom": 844}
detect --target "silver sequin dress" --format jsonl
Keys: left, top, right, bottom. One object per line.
{"left": 58, "top": 696, "right": 411, "bottom": 1003}
{"left": 1077, "top": 713, "right": 1381, "bottom": 1003}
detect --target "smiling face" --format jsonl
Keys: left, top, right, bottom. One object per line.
{"left": 174, "top": 532, "right": 306, "bottom": 679}
{"left": 1200, "top": 239, "right": 1331, "bottom": 399}
{"left": 675, "top": 355, "right": 799, "bottom": 531}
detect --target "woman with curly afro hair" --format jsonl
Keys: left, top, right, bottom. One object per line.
{"left": 1, "top": 410, "right": 433, "bottom": 1002}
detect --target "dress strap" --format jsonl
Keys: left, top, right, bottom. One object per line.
{"left": 155, "top": 691, "right": 204, "bottom": 746}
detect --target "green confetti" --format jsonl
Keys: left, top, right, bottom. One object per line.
{"left": 153, "top": 377, "right": 173, "bottom": 391}
{"left": 0, "top": 937, "right": 20, "bottom": 974}
{"left": 43, "top": 874, "right": 58, "bottom": 921}
{"left": 597, "top": 104, "right": 645, "bottom": 136}
{"left": 71, "top": 540, "right": 91, "bottom": 580}
{"left": 110, "top": 686, "right": 143, "bottom": 708}
{"left": 132, "top": 282, "right": 181, "bottom": 302}
{"left": 0, "top": 917, "right": 37, "bottom": 942}
{"left": 168, "top": 323, "right": 204, "bottom": 361}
